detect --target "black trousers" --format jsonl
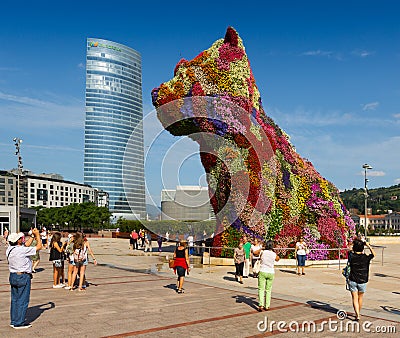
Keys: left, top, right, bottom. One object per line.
{"left": 235, "top": 262, "right": 244, "bottom": 276}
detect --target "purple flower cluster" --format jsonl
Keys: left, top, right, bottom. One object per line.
{"left": 306, "top": 195, "right": 339, "bottom": 218}
{"left": 282, "top": 169, "right": 291, "bottom": 190}
{"left": 303, "top": 227, "right": 329, "bottom": 260}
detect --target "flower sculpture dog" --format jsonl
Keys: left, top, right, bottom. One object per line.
{"left": 152, "top": 27, "right": 355, "bottom": 258}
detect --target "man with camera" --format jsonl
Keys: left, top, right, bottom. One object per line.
{"left": 6, "top": 228, "right": 42, "bottom": 329}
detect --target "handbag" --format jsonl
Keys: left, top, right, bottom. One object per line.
{"left": 53, "top": 259, "right": 63, "bottom": 268}
{"left": 253, "top": 260, "right": 261, "bottom": 274}
{"left": 169, "top": 259, "right": 175, "bottom": 268}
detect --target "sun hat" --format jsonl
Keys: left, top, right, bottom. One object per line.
{"left": 8, "top": 232, "right": 24, "bottom": 243}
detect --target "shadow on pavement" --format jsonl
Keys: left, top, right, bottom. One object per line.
{"left": 33, "top": 267, "right": 45, "bottom": 273}
{"left": 163, "top": 283, "right": 177, "bottom": 291}
{"left": 306, "top": 300, "right": 344, "bottom": 317}
{"left": 233, "top": 295, "right": 258, "bottom": 310}
{"left": 223, "top": 271, "right": 238, "bottom": 282}
{"left": 279, "top": 269, "right": 297, "bottom": 275}
{"left": 374, "top": 273, "right": 400, "bottom": 279}
{"left": 26, "top": 302, "right": 55, "bottom": 323}
{"left": 381, "top": 306, "right": 400, "bottom": 315}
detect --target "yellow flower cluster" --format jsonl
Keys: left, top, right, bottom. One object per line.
{"left": 229, "top": 56, "right": 250, "bottom": 97}
{"left": 250, "top": 124, "right": 263, "bottom": 141}
{"left": 297, "top": 176, "right": 311, "bottom": 210}
{"left": 288, "top": 175, "right": 302, "bottom": 217}
{"left": 318, "top": 178, "right": 331, "bottom": 201}
{"left": 220, "top": 217, "right": 230, "bottom": 247}
{"left": 203, "top": 60, "right": 232, "bottom": 92}
{"left": 218, "top": 145, "right": 247, "bottom": 174}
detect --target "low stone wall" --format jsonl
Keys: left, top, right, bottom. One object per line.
{"left": 369, "top": 236, "right": 400, "bottom": 245}
{"left": 202, "top": 253, "right": 234, "bottom": 266}
{"left": 97, "top": 231, "right": 114, "bottom": 238}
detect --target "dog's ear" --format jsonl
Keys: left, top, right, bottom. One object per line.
{"left": 224, "top": 27, "right": 239, "bottom": 47}
{"left": 174, "top": 58, "right": 188, "bottom": 76}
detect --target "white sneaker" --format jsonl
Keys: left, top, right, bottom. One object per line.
{"left": 64, "top": 286, "right": 71, "bottom": 290}
{"left": 52, "top": 284, "right": 63, "bottom": 288}
{"left": 13, "top": 324, "right": 32, "bottom": 329}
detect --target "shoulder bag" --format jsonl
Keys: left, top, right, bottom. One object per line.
{"left": 252, "top": 250, "right": 262, "bottom": 274}
{"left": 342, "top": 252, "right": 351, "bottom": 279}
{"left": 169, "top": 258, "right": 175, "bottom": 268}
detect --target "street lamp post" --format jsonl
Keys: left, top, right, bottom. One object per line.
{"left": 362, "top": 163, "right": 372, "bottom": 239}
{"left": 13, "top": 138, "right": 23, "bottom": 232}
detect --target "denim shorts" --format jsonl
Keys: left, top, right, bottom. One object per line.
{"left": 72, "top": 260, "right": 88, "bottom": 267}
{"left": 297, "top": 255, "right": 306, "bottom": 266}
{"left": 347, "top": 279, "right": 367, "bottom": 292}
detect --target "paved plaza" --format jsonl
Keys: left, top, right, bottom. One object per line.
{"left": 0, "top": 238, "right": 399, "bottom": 337}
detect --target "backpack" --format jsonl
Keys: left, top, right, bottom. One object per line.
{"left": 73, "top": 246, "right": 87, "bottom": 263}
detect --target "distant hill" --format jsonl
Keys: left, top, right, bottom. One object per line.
{"left": 340, "top": 184, "right": 400, "bottom": 214}
{"left": 146, "top": 204, "right": 161, "bottom": 220}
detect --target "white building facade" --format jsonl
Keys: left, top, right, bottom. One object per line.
{"left": 26, "top": 176, "right": 95, "bottom": 208}
{"left": 161, "top": 186, "right": 215, "bottom": 221}
{"left": 1, "top": 171, "right": 107, "bottom": 233}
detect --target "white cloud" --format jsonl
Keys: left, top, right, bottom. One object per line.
{"left": 393, "top": 113, "right": 400, "bottom": 119}
{"left": 359, "top": 170, "right": 386, "bottom": 177}
{"left": 362, "top": 102, "right": 379, "bottom": 111}
{"left": 352, "top": 49, "right": 374, "bottom": 58}
{"left": 268, "top": 106, "right": 354, "bottom": 128}
{"left": 0, "top": 142, "right": 81, "bottom": 153}
{"left": 0, "top": 90, "right": 84, "bottom": 128}
{"left": 394, "top": 179, "right": 400, "bottom": 184}
{"left": 0, "top": 67, "right": 20, "bottom": 71}
{"left": 300, "top": 50, "right": 342, "bottom": 60}
{"left": 26, "top": 144, "right": 82, "bottom": 152}
{"left": 283, "top": 118, "right": 400, "bottom": 190}
{"left": 301, "top": 50, "right": 333, "bottom": 57}
{"left": 77, "top": 63, "right": 85, "bottom": 69}
{"left": 0, "top": 91, "right": 49, "bottom": 106}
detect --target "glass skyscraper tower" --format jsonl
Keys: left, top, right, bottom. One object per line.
{"left": 84, "top": 38, "right": 146, "bottom": 219}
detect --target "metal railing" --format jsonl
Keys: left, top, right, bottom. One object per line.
{"left": 189, "top": 244, "right": 386, "bottom": 269}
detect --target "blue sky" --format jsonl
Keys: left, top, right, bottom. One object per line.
{"left": 1, "top": 0, "right": 399, "bottom": 206}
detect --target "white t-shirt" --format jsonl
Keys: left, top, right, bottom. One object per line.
{"left": 296, "top": 242, "right": 307, "bottom": 255}
{"left": 187, "top": 236, "right": 194, "bottom": 247}
{"left": 251, "top": 244, "right": 262, "bottom": 259}
{"left": 259, "top": 250, "right": 277, "bottom": 274}
{"left": 6, "top": 245, "right": 36, "bottom": 273}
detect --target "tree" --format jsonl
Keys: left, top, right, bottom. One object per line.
{"left": 32, "top": 203, "right": 112, "bottom": 231}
